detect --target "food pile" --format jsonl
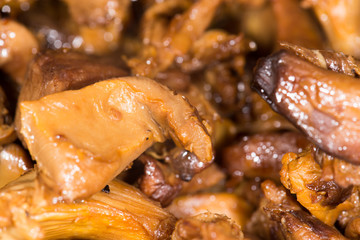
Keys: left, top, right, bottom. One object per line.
{"left": 0, "top": 0, "right": 360, "bottom": 239}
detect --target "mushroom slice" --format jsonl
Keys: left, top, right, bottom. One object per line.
{"left": 0, "top": 170, "right": 176, "bottom": 240}
{"left": 14, "top": 50, "right": 128, "bottom": 141}
{"left": 20, "top": 77, "right": 213, "bottom": 201}
{"left": 167, "top": 193, "right": 251, "bottom": 228}
{"left": 0, "top": 143, "right": 33, "bottom": 188}
{"left": 302, "top": 0, "right": 360, "bottom": 58}
{"left": 253, "top": 49, "right": 360, "bottom": 165}
{"left": 272, "top": 0, "right": 324, "bottom": 49}
{"left": 0, "top": 19, "right": 39, "bottom": 86}
{"left": 171, "top": 213, "right": 244, "bottom": 240}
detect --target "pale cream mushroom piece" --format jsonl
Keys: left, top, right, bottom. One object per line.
{"left": 20, "top": 77, "right": 213, "bottom": 201}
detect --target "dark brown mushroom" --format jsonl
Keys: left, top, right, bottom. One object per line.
{"left": 222, "top": 131, "right": 309, "bottom": 183}
{"left": 253, "top": 49, "right": 360, "bottom": 165}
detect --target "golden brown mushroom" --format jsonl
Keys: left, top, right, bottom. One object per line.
{"left": 0, "top": 143, "right": 32, "bottom": 188}
{"left": 302, "top": 0, "right": 360, "bottom": 58}
{"left": 280, "top": 147, "right": 353, "bottom": 225}
{"left": 14, "top": 50, "right": 128, "bottom": 141}
{"left": 0, "top": 19, "right": 38, "bottom": 86}
{"left": 167, "top": 193, "right": 251, "bottom": 228}
{"left": 272, "top": 0, "right": 324, "bottom": 49}
{"left": 171, "top": 212, "right": 244, "bottom": 240}
{"left": 20, "top": 77, "right": 213, "bottom": 201}
{"left": 62, "top": 0, "right": 131, "bottom": 54}
{"left": 0, "top": 170, "right": 176, "bottom": 239}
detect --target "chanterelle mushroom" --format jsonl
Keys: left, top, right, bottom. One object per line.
{"left": 20, "top": 77, "right": 213, "bottom": 201}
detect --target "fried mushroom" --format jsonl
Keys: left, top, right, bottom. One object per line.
{"left": 167, "top": 192, "right": 251, "bottom": 228}
{"left": 19, "top": 77, "right": 213, "bottom": 201}
{"left": 0, "top": 143, "right": 32, "bottom": 188}
{"left": 14, "top": 50, "right": 128, "bottom": 142}
{"left": 128, "top": 0, "right": 224, "bottom": 78}
{"left": 0, "top": 19, "right": 38, "bottom": 86}
{"left": 171, "top": 212, "right": 244, "bottom": 240}
{"left": 253, "top": 49, "right": 360, "bottom": 165}
{"left": 271, "top": 0, "right": 324, "bottom": 49}
{"left": 302, "top": 0, "right": 360, "bottom": 58}
{"left": 63, "top": 0, "right": 131, "bottom": 54}
{"left": 222, "top": 131, "right": 309, "bottom": 183}
{"left": 280, "top": 147, "right": 353, "bottom": 225}
{"left": 138, "top": 154, "right": 225, "bottom": 206}
{"left": 0, "top": 170, "right": 176, "bottom": 240}
{"left": 246, "top": 180, "right": 348, "bottom": 240}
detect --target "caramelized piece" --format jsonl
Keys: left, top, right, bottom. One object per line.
{"left": 303, "top": 0, "right": 360, "bottom": 58}
{"left": 0, "top": 19, "right": 38, "bottom": 85}
{"left": 167, "top": 193, "right": 251, "bottom": 228}
{"left": 138, "top": 154, "right": 225, "bottom": 206}
{"left": 280, "top": 148, "right": 353, "bottom": 225}
{"left": 265, "top": 208, "right": 348, "bottom": 240}
{"left": 179, "top": 30, "right": 252, "bottom": 73}
{"left": 313, "top": 148, "right": 360, "bottom": 189}
{"left": 63, "top": 0, "right": 131, "bottom": 54}
{"left": 139, "top": 154, "right": 182, "bottom": 207}
{"left": 171, "top": 212, "right": 244, "bottom": 240}
{"left": 202, "top": 59, "right": 248, "bottom": 117}
{"left": 15, "top": 50, "right": 128, "bottom": 141}
{"left": 128, "top": 0, "right": 223, "bottom": 77}
{"left": 0, "top": 143, "right": 32, "bottom": 188}
{"left": 253, "top": 50, "right": 360, "bottom": 165}
{"left": 222, "top": 131, "right": 309, "bottom": 182}
{"left": 141, "top": 0, "right": 192, "bottom": 47}
{"left": 20, "top": 77, "right": 213, "bottom": 200}
{"left": 246, "top": 180, "right": 347, "bottom": 240}
{"left": 0, "top": 170, "right": 176, "bottom": 240}
{"left": 272, "top": 0, "right": 323, "bottom": 49}
{"left": 245, "top": 180, "right": 300, "bottom": 240}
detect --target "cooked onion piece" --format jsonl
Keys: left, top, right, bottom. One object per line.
{"left": 0, "top": 143, "right": 32, "bottom": 188}
{"left": 20, "top": 77, "right": 213, "bottom": 200}
{"left": 0, "top": 19, "right": 39, "bottom": 86}
{"left": 0, "top": 170, "right": 176, "bottom": 240}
